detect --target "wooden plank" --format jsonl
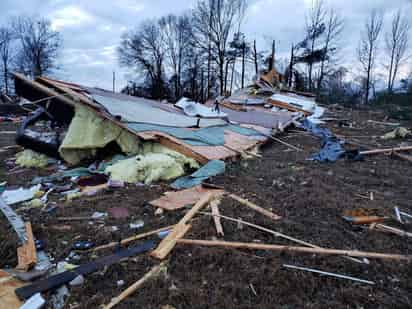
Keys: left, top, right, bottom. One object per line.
{"left": 177, "top": 239, "right": 412, "bottom": 261}
{"left": 16, "top": 223, "right": 37, "bottom": 271}
{"left": 103, "top": 263, "right": 164, "bottom": 309}
{"left": 150, "top": 224, "right": 191, "bottom": 260}
{"left": 15, "top": 240, "right": 156, "bottom": 300}
{"left": 210, "top": 199, "right": 224, "bottom": 236}
{"left": 228, "top": 194, "right": 282, "bottom": 221}
{"left": 151, "top": 192, "right": 216, "bottom": 260}
{"left": 267, "top": 98, "right": 311, "bottom": 116}
{"left": 360, "top": 146, "right": 412, "bottom": 156}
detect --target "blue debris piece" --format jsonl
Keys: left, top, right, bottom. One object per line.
{"left": 300, "top": 119, "right": 358, "bottom": 162}
{"left": 171, "top": 160, "right": 225, "bottom": 189}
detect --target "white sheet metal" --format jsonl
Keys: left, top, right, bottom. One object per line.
{"left": 93, "top": 94, "right": 226, "bottom": 128}
{"left": 176, "top": 98, "right": 227, "bottom": 118}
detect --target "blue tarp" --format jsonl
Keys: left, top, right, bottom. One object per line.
{"left": 300, "top": 119, "right": 345, "bottom": 162}
{"left": 171, "top": 160, "right": 225, "bottom": 189}
{"left": 127, "top": 123, "right": 264, "bottom": 146}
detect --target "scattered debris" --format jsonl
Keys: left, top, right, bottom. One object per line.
{"left": 15, "top": 240, "right": 156, "bottom": 300}
{"left": 381, "top": 127, "right": 411, "bottom": 140}
{"left": 19, "top": 293, "right": 46, "bottom": 309}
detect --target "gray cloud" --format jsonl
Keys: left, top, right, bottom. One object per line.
{"left": 1, "top": 0, "right": 411, "bottom": 90}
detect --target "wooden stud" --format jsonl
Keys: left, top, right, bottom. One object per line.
{"left": 177, "top": 239, "right": 412, "bottom": 261}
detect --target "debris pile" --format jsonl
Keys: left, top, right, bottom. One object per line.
{"left": 1, "top": 73, "right": 412, "bottom": 308}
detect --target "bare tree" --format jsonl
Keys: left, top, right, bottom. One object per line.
{"left": 385, "top": 10, "right": 410, "bottom": 93}
{"left": 305, "top": 0, "right": 326, "bottom": 91}
{"left": 118, "top": 20, "right": 168, "bottom": 99}
{"left": 12, "top": 16, "right": 61, "bottom": 78}
{"left": 192, "top": 0, "right": 246, "bottom": 96}
{"left": 0, "top": 26, "right": 14, "bottom": 95}
{"left": 317, "top": 8, "right": 344, "bottom": 91}
{"left": 159, "top": 14, "right": 192, "bottom": 99}
{"left": 358, "top": 10, "right": 383, "bottom": 104}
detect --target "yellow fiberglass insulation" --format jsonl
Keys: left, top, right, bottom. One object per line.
{"left": 60, "top": 103, "right": 199, "bottom": 184}
{"left": 59, "top": 104, "right": 141, "bottom": 165}
{"left": 106, "top": 153, "right": 187, "bottom": 184}
{"left": 15, "top": 149, "right": 50, "bottom": 168}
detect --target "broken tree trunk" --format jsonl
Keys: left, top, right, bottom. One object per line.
{"left": 151, "top": 193, "right": 216, "bottom": 260}
{"left": 176, "top": 239, "right": 412, "bottom": 261}
{"left": 228, "top": 194, "right": 281, "bottom": 221}
{"left": 103, "top": 263, "right": 164, "bottom": 309}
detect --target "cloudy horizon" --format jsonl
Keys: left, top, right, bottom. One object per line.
{"left": 1, "top": 0, "right": 411, "bottom": 91}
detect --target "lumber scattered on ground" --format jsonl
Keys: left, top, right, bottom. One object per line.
{"left": 151, "top": 192, "right": 216, "bottom": 260}
{"left": 103, "top": 263, "right": 164, "bottom": 309}
{"left": 201, "top": 212, "right": 366, "bottom": 264}
{"left": 177, "top": 239, "right": 412, "bottom": 261}
{"left": 228, "top": 193, "right": 281, "bottom": 221}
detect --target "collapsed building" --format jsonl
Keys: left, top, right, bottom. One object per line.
{"left": 12, "top": 71, "right": 321, "bottom": 185}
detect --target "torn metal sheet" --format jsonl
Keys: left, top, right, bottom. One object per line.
{"left": 93, "top": 94, "right": 226, "bottom": 128}
{"left": 0, "top": 196, "right": 28, "bottom": 243}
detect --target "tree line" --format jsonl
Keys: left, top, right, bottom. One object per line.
{"left": 0, "top": 16, "right": 61, "bottom": 96}
{"left": 0, "top": 0, "right": 411, "bottom": 105}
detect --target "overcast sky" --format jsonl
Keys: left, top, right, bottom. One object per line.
{"left": 1, "top": 0, "right": 411, "bottom": 90}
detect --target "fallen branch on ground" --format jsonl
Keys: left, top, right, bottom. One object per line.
{"left": 177, "top": 239, "right": 412, "bottom": 261}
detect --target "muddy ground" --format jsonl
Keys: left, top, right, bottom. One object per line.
{"left": 0, "top": 106, "right": 411, "bottom": 308}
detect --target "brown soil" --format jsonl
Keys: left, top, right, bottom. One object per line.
{"left": 0, "top": 106, "right": 411, "bottom": 309}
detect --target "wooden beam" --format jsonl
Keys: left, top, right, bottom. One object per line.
{"left": 151, "top": 193, "right": 216, "bottom": 260}
{"left": 228, "top": 194, "right": 282, "bottom": 221}
{"left": 16, "top": 223, "right": 37, "bottom": 271}
{"left": 177, "top": 239, "right": 412, "bottom": 261}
